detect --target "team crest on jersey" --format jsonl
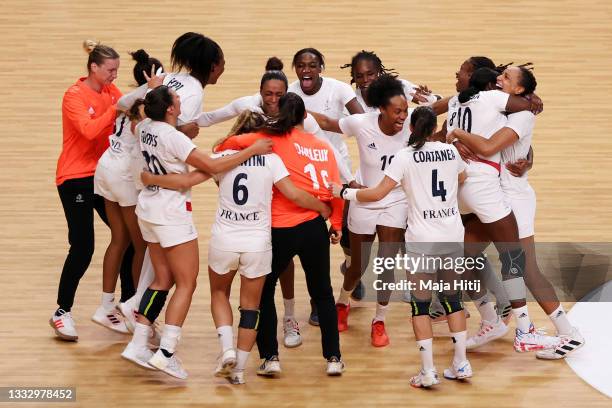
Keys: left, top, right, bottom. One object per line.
{"left": 367, "top": 142, "right": 377, "bottom": 150}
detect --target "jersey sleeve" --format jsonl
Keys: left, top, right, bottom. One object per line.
{"left": 384, "top": 150, "right": 407, "bottom": 183}
{"left": 338, "top": 114, "right": 361, "bottom": 137}
{"left": 177, "top": 92, "right": 203, "bottom": 126}
{"left": 214, "top": 133, "right": 259, "bottom": 152}
{"left": 62, "top": 88, "right": 117, "bottom": 141}
{"left": 196, "top": 95, "right": 257, "bottom": 127}
{"left": 168, "top": 131, "right": 197, "bottom": 162}
{"left": 482, "top": 90, "right": 510, "bottom": 113}
{"left": 505, "top": 111, "right": 535, "bottom": 140}
{"left": 336, "top": 80, "right": 358, "bottom": 106}
{"left": 268, "top": 153, "right": 291, "bottom": 183}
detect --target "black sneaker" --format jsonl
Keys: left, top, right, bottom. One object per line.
{"left": 350, "top": 280, "right": 365, "bottom": 301}
{"left": 308, "top": 299, "right": 319, "bottom": 326}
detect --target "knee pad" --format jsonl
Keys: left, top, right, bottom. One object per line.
{"left": 138, "top": 289, "right": 168, "bottom": 324}
{"left": 238, "top": 308, "right": 260, "bottom": 330}
{"left": 439, "top": 292, "right": 464, "bottom": 315}
{"left": 410, "top": 299, "right": 432, "bottom": 317}
{"left": 500, "top": 248, "right": 525, "bottom": 280}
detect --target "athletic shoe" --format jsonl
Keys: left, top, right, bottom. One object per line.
{"left": 351, "top": 280, "right": 365, "bottom": 301}
{"left": 227, "top": 369, "right": 245, "bottom": 385}
{"left": 466, "top": 318, "right": 508, "bottom": 350}
{"left": 283, "top": 317, "right": 302, "bottom": 348}
{"left": 308, "top": 300, "right": 319, "bottom": 326}
{"left": 92, "top": 306, "right": 129, "bottom": 334}
{"left": 117, "top": 301, "right": 137, "bottom": 333}
{"left": 443, "top": 360, "right": 473, "bottom": 380}
{"left": 371, "top": 320, "right": 390, "bottom": 347}
{"left": 49, "top": 309, "right": 78, "bottom": 341}
{"left": 256, "top": 356, "right": 281, "bottom": 376}
{"left": 121, "top": 341, "right": 155, "bottom": 370}
{"left": 410, "top": 368, "right": 440, "bottom": 388}
{"left": 536, "top": 327, "right": 585, "bottom": 360}
{"left": 514, "top": 324, "right": 561, "bottom": 352}
{"left": 326, "top": 356, "right": 345, "bottom": 376}
{"left": 336, "top": 303, "right": 350, "bottom": 332}
{"left": 148, "top": 349, "right": 188, "bottom": 380}
{"left": 214, "top": 348, "right": 237, "bottom": 377}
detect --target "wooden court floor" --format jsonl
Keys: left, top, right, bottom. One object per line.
{"left": 1, "top": 0, "right": 611, "bottom": 406}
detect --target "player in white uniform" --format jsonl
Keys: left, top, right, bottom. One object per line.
{"left": 312, "top": 74, "right": 412, "bottom": 347}
{"left": 92, "top": 50, "right": 164, "bottom": 334}
{"left": 445, "top": 67, "right": 559, "bottom": 352}
{"left": 331, "top": 107, "right": 472, "bottom": 388}
{"left": 115, "top": 33, "right": 227, "bottom": 331}
{"left": 448, "top": 66, "right": 584, "bottom": 358}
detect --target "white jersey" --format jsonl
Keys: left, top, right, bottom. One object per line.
{"left": 355, "top": 79, "right": 418, "bottom": 113}
{"left": 163, "top": 72, "right": 203, "bottom": 126}
{"left": 339, "top": 111, "right": 412, "bottom": 209}
{"left": 501, "top": 111, "right": 535, "bottom": 193}
{"left": 210, "top": 151, "right": 289, "bottom": 252}
{"left": 135, "top": 118, "right": 196, "bottom": 225}
{"left": 288, "top": 76, "right": 356, "bottom": 169}
{"left": 97, "top": 113, "right": 139, "bottom": 183}
{"left": 447, "top": 90, "right": 509, "bottom": 176}
{"left": 385, "top": 142, "right": 466, "bottom": 244}
{"left": 195, "top": 92, "right": 353, "bottom": 183}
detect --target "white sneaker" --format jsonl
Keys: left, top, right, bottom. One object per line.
{"left": 326, "top": 356, "right": 345, "bottom": 376}
{"left": 214, "top": 348, "right": 237, "bottom": 377}
{"left": 117, "top": 302, "right": 138, "bottom": 333}
{"left": 514, "top": 324, "right": 561, "bottom": 352}
{"left": 148, "top": 349, "right": 188, "bottom": 380}
{"left": 283, "top": 317, "right": 302, "bottom": 348}
{"left": 92, "top": 306, "right": 129, "bottom": 334}
{"left": 410, "top": 368, "right": 440, "bottom": 388}
{"left": 466, "top": 318, "right": 508, "bottom": 350}
{"left": 536, "top": 327, "right": 585, "bottom": 360}
{"left": 227, "top": 369, "right": 245, "bottom": 385}
{"left": 256, "top": 356, "right": 281, "bottom": 376}
{"left": 121, "top": 341, "right": 155, "bottom": 370}
{"left": 49, "top": 309, "right": 78, "bottom": 341}
{"left": 443, "top": 360, "right": 473, "bottom": 380}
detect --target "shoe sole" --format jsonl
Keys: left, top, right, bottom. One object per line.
{"left": 327, "top": 371, "right": 344, "bottom": 376}
{"left": 91, "top": 316, "right": 130, "bottom": 334}
{"left": 214, "top": 358, "right": 237, "bottom": 378}
{"left": 49, "top": 318, "right": 78, "bottom": 342}
{"left": 121, "top": 352, "right": 156, "bottom": 370}
{"left": 283, "top": 339, "right": 303, "bottom": 348}
{"left": 467, "top": 328, "right": 509, "bottom": 350}
{"left": 148, "top": 359, "right": 188, "bottom": 380}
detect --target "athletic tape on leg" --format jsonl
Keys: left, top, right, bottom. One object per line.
{"left": 138, "top": 289, "right": 168, "bottom": 324}
{"left": 239, "top": 308, "right": 260, "bottom": 330}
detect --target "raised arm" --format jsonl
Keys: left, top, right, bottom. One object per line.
{"left": 117, "top": 66, "right": 166, "bottom": 111}
{"left": 274, "top": 177, "right": 331, "bottom": 220}
{"left": 431, "top": 96, "right": 452, "bottom": 116}
{"left": 141, "top": 170, "right": 211, "bottom": 191}
{"left": 506, "top": 94, "right": 542, "bottom": 115}
{"left": 448, "top": 127, "right": 519, "bottom": 157}
{"left": 196, "top": 95, "right": 255, "bottom": 127}
{"left": 309, "top": 111, "right": 342, "bottom": 134}
{"left": 345, "top": 97, "right": 365, "bottom": 114}
{"left": 186, "top": 138, "right": 273, "bottom": 174}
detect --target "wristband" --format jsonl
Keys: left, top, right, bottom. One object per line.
{"left": 342, "top": 188, "right": 358, "bottom": 201}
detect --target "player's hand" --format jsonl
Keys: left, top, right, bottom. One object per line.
{"left": 412, "top": 84, "right": 432, "bottom": 104}
{"left": 453, "top": 140, "right": 478, "bottom": 163}
{"left": 328, "top": 182, "right": 344, "bottom": 198}
{"left": 505, "top": 159, "right": 532, "bottom": 177}
{"left": 329, "top": 226, "right": 342, "bottom": 245}
{"left": 250, "top": 138, "right": 274, "bottom": 154}
{"left": 525, "top": 93, "right": 543, "bottom": 115}
{"left": 143, "top": 64, "right": 166, "bottom": 89}
{"left": 178, "top": 122, "right": 200, "bottom": 139}
{"left": 319, "top": 203, "right": 332, "bottom": 220}
{"left": 348, "top": 180, "right": 366, "bottom": 189}
{"left": 140, "top": 170, "right": 154, "bottom": 186}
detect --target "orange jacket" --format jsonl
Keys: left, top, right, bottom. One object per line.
{"left": 56, "top": 78, "right": 122, "bottom": 185}
{"left": 216, "top": 128, "right": 344, "bottom": 231}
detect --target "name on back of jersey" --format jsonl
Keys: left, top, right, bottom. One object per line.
{"left": 412, "top": 148, "right": 456, "bottom": 163}
{"left": 294, "top": 143, "right": 329, "bottom": 162}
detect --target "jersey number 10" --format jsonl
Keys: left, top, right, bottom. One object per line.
{"left": 449, "top": 107, "right": 472, "bottom": 133}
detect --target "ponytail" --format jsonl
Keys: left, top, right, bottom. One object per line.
{"left": 407, "top": 107, "right": 436, "bottom": 150}
{"left": 260, "top": 56, "right": 288, "bottom": 90}
{"left": 127, "top": 99, "right": 146, "bottom": 122}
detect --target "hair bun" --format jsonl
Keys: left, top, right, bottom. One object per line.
{"left": 130, "top": 49, "right": 150, "bottom": 65}
{"left": 265, "top": 56, "right": 284, "bottom": 71}
{"left": 82, "top": 39, "right": 100, "bottom": 54}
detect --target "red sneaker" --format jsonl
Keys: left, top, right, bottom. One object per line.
{"left": 336, "top": 303, "right": 350, "bottom": 332}
{"left": 371, "top": 320, "right": 390, "bottom": 347}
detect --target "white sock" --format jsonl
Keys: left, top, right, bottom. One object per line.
{"left": 512, "top": 305, "right": 531, "bottom": 333}
{"left": 373, "top": 303, "right": 389, "bottom": 323}
{"left": 101, "top": 292, "right": 115, "bottom": 310}
{"left": 473, "top": 294, "right": 498, "bottom": 323}
{"left": 160, "top": 324, "right": 182, "bottom": 354}
{"left": 338, "top": 287, "right": 351, "bottom": 306}
{"left": 450, "top": 330, "right": 467, "bottom": 366}
{"left": 549, "top": 305, "right": 572, "bottom": 335}
{"left": 235, "top": 349, "right": 250, "bottom": 371}
{"left": 217, "top": 325, "right": 234, "bottom": 352}
{"left": 135, "top": 248, "right": 155, "bottom": 301}
{"left": 283, "top": 298, "right": 295, "bottom": 319}
{"left": 417, "top": 338, "right": 434, "bottom": 371}
{"left": 133, "top": 322, "right": 151, "bottom": 347}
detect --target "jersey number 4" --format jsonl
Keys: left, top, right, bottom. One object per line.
{"left": 232, "top": 173, "right": 248, "bottom": 205}
{"left": 431, "top": 169, "right": 447, "bottom": 201}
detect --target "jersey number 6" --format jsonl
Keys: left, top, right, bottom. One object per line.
{"left": 232, "top": 173, "right": 248, "bottom": 205}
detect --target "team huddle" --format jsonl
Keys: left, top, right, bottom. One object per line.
{"left": 51, "top": 32, "right": 585, "bottom": 388}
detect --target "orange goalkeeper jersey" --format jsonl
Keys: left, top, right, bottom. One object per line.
{"left": 215, "top": 128, "right": 344, "bottom": 231}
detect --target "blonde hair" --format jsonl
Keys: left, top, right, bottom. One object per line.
{"left": 213, "top": 110, "right": 266, "bottom": 151}
{"left": 82, "top": 39, "right": 119, "bottom": 71}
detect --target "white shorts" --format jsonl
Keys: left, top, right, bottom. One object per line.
{"left": 138, "top": 218, "right": 197, "bottom": 248}
{"left": 348, "top": 201, "right": 408, "bottom": 235}
{"left": 458, "top": 174, "right": 511, "bottom": 224}
{"left": 208, "top": 245, "right": 272, "bottom": 279}
{"left": 503, "top": 185, "right": 536, "bottom": 239}
{"left": 94, "top": 157, "right": 139, "bottom": 207}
